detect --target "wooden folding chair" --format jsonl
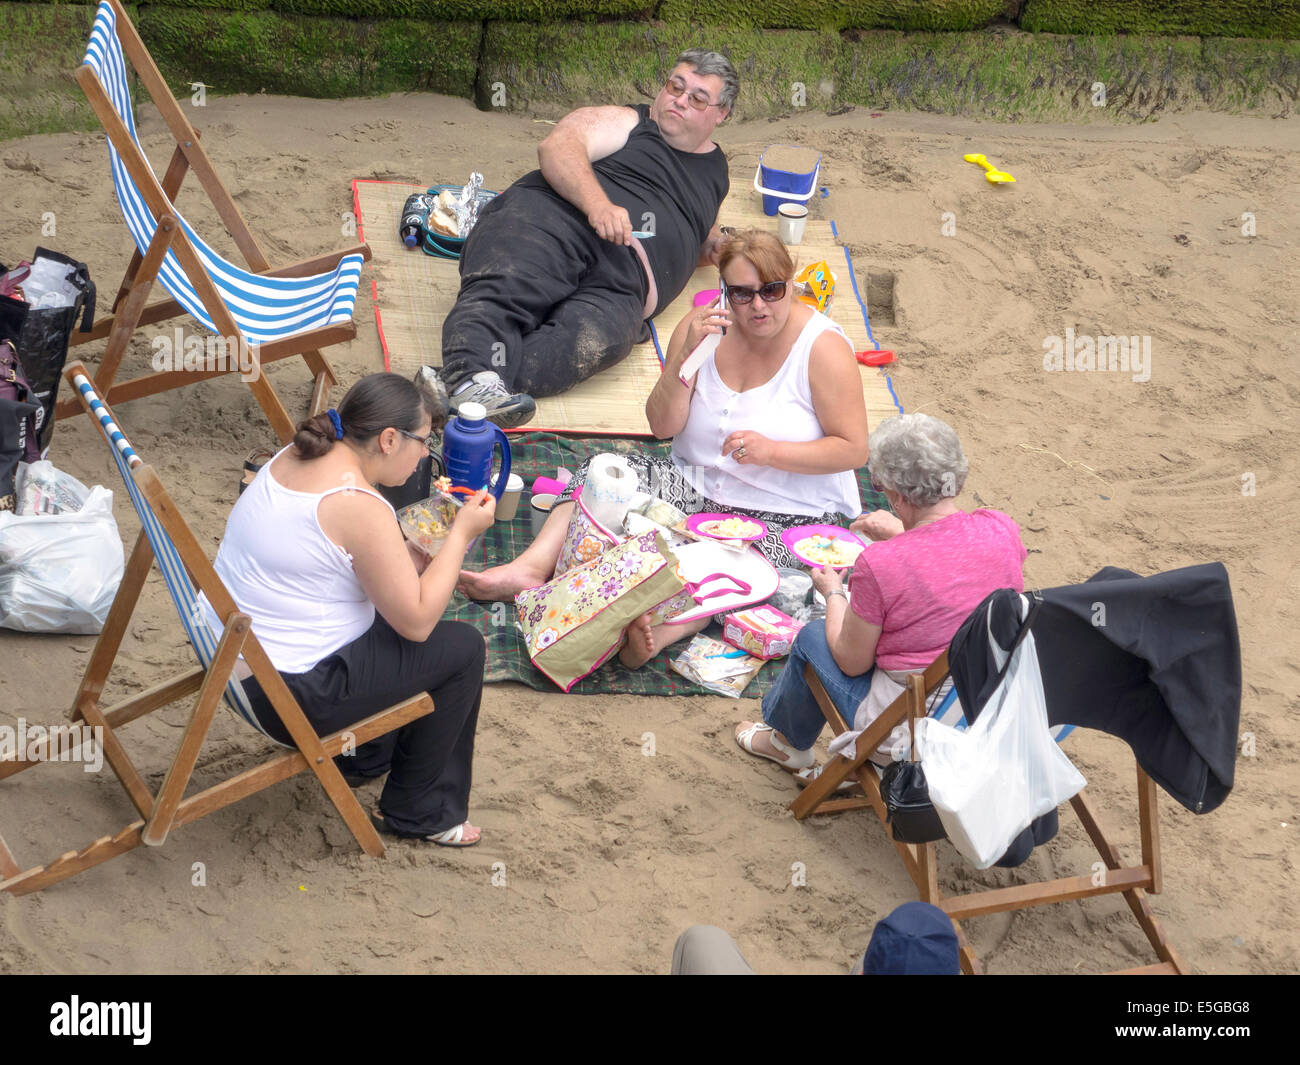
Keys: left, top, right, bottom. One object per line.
{"left": 56, "top": 0, "right": 371, "bottom": 445}
{"left": 789, "top": 653, "right": 1186, "bottom": 975}
{"left": 0, "top": 363, "right": 433, "bottom": 896}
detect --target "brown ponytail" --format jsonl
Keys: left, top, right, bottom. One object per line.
{"left": 292, "top": 411, "right": 338, "bottom": 459}
{"left": 291, "top": 373, "right": 427, "bottom": 460}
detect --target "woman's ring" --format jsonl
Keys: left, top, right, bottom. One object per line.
{"left": 736, "top": 446, "right": 746, "bottom": 459}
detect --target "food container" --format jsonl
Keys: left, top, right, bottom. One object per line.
{"left": 722, "top": 605, "right": 803, "bottom": 660}
{"left": 397, "top": 489, "right": 478, "bottom": 557}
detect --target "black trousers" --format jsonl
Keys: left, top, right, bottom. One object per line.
{"left": 440, "top": 188, "right": 649, "bottom": 397}
{"left": 242, "top": 616, "right": 485, "bottom": 837}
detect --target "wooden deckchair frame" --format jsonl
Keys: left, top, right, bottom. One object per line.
{"left": 0, "top": 363, "right": 433, "bottom": 896}
{"left": 789, "top": 656, "right": 1186, "bottom": 975}
{"left": 56, "top": 0, "right": 370, "bottom": 444}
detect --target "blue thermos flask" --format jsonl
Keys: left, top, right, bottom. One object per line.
{"left": 442, "top": 402, "right": 511, "bottom": 500}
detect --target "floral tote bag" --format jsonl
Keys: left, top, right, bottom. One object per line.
{"left": 516, "top": 530, "right": 685, "bottom": 692}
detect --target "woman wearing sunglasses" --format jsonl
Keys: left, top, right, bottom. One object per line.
{"left": 460, "top": 230, "right": 869, "bottom": 668}
{"left": 203, "top": 373, "right": 496, "bottom": 846}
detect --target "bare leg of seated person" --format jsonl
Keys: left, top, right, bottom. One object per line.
{"left": 456, "top": 500, "right": 574, "bottom": 601}
{"left": 619, "top": 612, "right": 710, "bottom": 670}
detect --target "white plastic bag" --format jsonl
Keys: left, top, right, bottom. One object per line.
{"left": 15, "top": 459, "right": 90, "bottom": 515}
{"left": 0, "top": 485, "right": 124, "bottom": 633}
{"left": 914, "top": 599, "right": 1086, "bottom": 869}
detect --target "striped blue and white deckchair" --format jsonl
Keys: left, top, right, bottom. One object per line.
{"left": 0, "top": 363, "right": 434, "bottom": 898}
{"left": 73, "top": 368, "right": 277, "bottom": 746}
{"left": 61, "top": 0, "right": 370, "bottom": 444}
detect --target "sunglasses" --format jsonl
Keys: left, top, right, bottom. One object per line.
{"left": 722, "top": 280, "right": 788, "bottom": 305}
{"left": 397, "top": 428, "right": 437, "bottom": 450}
{"left": 663, "top": 75, "right": 720, "bottom": 111}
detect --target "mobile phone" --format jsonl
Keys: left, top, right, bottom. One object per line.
{"left": 718, "top": 279, "right": 727, "bottom": 336}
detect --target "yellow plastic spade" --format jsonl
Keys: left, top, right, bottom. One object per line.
{"left": 963, "top": 152, "right": 1016, "bottom": 184}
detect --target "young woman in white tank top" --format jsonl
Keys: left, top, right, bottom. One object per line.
{"left": 206, "top": 374, "right": 496, "bottom": 847}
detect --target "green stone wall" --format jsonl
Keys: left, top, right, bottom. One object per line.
{"left": 2, "top": 1, "right": 1297, "bottom": 141}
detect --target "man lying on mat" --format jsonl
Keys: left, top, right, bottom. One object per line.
{"left": 458, "top": 230, "right": 868, "bottom": 669}
{"left": 436, "top": 49, "right": 737, "bottom": 429}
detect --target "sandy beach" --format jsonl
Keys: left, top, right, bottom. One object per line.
{"left": 1, "top": 93, "right": 1296, "bottom": 974}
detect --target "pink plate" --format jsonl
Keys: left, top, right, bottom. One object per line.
{"left": 780, "top": 524, "right": 868, "bottom": 569}
{"left": 686, "top": 512, "right": 769, "bottom": 542}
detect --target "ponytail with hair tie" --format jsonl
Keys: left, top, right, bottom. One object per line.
{"left": 292, "top": 372, "right": 424, "bottom": 461}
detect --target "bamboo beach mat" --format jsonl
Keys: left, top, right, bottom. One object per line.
{"left": 352, "top": 178, "right": 901, "bottom": 435}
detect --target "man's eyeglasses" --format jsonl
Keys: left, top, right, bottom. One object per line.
{"left": 397, "top": 428, "right": 437, "bottom": 450}
{"left": 663, "top": 75, "right": 720, "bottom": 111}
{"left": 722, "top": 280, "right": 788, "bottom": 305}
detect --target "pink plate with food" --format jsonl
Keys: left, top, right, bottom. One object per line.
{"left": 780, "top": 524, "right": 868, "bottom": 569}
{"left": 686, "top": 512, "right": 769, "bottom": 542}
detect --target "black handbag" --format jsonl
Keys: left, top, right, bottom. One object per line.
{"left": 881, "top": 757, "right": 947, "bottom": 843}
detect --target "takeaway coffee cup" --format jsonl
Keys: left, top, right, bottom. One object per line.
{"left": 778, "top": 203, "right": 808, "bottom": 245}
{"left": 529, "top": 492, "right": 557, "bottom": 537}
{"left": 490, "top": 472, "right": 525, "bottom": 521}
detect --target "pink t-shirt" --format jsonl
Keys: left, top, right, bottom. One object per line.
{"left": 849, "top": 509, "right": 1027, "bottom": 671}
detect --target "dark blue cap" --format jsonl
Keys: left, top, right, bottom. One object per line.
{"left": 861, "top": 902, "right": 960, "bottom": 975}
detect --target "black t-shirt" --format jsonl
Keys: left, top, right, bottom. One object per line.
{"left": 513, "top": 104, "right": 729, "bottom": 316}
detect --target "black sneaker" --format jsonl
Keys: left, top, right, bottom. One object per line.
{"left": 448, "top": 370, "right": 536, "bottom": 429}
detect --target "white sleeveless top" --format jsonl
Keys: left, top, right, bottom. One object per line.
{"left": 199, "top": 448, "right": 392, "bottom": 674}
{"left": 671, "top": 309, "right": 863, "bottom": 518}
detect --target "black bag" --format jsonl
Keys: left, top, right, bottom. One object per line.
{"left": 881, "top": 758, "right": 947, "bottom": 843}
{"left": 1, "top": 398, "right": 41, "bottom": 513}
{"left": 0, "top": 248, "right": 95, "bottom": 455}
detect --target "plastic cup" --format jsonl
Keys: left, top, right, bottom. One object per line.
{"left": 529, "top": 492, "right": 557, "bottom": 537}
{"left": 778, "top": 203, "right": 808, "bottom": 245}
{"left": 490, "top": 472, "right": 525, "bottom": 521}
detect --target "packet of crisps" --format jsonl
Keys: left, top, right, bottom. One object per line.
{"left": 795, "top": 260, "right": 835, "bottom": 312}
{"left": 670, "top": 633, "right": 765, "bottom": 697}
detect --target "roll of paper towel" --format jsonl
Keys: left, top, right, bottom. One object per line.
{"left": 584, "top": 453, "right": 639, "bottom": 532}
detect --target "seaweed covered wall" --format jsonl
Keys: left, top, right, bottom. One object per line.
{"left": 1021, "top": 0, "right": 1300, "bottom": 39}
{"left": 2, "top": 0, "right": 1297, "bottom": 141}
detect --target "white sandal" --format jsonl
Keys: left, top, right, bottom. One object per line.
{"left": 426, "top": 822, "right": 480, "bottom": 848}
{"left": 371, "top": 809, "right": 481, "bottom": 848}
{"left": 793, "top": 763, "right": 863, "bottom": 794}
{"left": 734, "top": 722, "right": 815, "bottom": 771}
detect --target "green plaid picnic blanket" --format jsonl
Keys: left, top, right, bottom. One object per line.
{"left": 448, "top": 433, "right": 889, "bottom": 696}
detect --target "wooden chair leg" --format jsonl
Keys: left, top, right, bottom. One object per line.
{"left": 1, "top": 823, "right": 150, "bottom": 897}
{"left": 220, "top": 641, "right": 387, "bottom": 858}
{"left": 93, "top": 216, "right": 177, "bottom": 398}
{"left": 69, "top": 526, "right": 155, "bottom": 719}
{"left": 303, "top": 349, "right": 337, "bottom": 417}
{"left": 0, "top": 833, "right": 19, "bottom": 880}
{"left": 1071, "top": 786, "right": 1184, "bottom": 973}
{"left": 78, "top": 697, "right": 155, "bottom": 821}
{"left": 141, "top": 615, "right": 249, "bottom": 847}
{"left": 954, "top": 923, "right": 983, "bottom": 975}
{"left": 1137, "top": 766, "right": 1162, "bottom": 894}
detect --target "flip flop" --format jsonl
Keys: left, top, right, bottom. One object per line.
{"left": 734, "top": 721, "right": 815, "bottom": 771}
{"left": 370, "top": 809, "right": 481, "bottom": 848}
